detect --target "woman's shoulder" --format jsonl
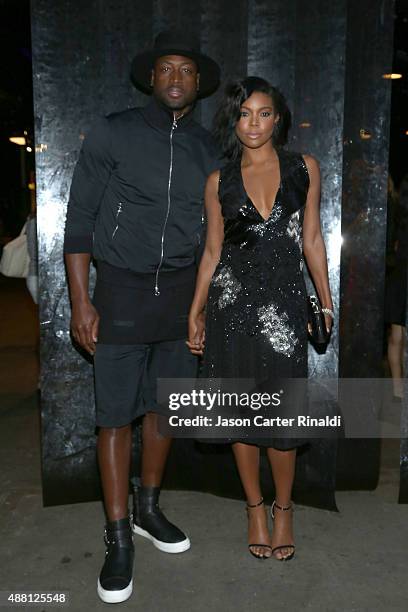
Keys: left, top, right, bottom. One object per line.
{"left": 217, "top": 157, "right": 241, "bottom": 184}
{"left": 210, "top": 157, "right": 243, "bottom": 203}
{"left": 281, "top": 149, "right": 319, "bottom": 182}
{"left": 281, "top": 148, "right": 319, "bottom": 166}
{"left": 207, "top": 156, "right": 237, "bottom": 179}
{"left": 207, "top": 168, "right": 221, "bottom": 181}
{"left": 300, "top": 153, "right": 320, "bottom": 171}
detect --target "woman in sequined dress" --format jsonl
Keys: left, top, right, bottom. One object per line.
{"left": 187, "top": 77, "right": 333, "bottom": 561}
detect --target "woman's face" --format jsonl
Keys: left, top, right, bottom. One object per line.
{"left": 235, "top": 91, "right": 279, "bottom": 149}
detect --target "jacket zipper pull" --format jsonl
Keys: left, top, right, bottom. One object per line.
{"left": 112, "top": 202, "right": 123, "bottom": 239}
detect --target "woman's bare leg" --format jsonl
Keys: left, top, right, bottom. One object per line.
{"left": 266, "top": 447, "right": 296, "bottom": 559}
{"left": 388, "top": 324, "right": 404, "bottom": 397}
{"left": 232, "top": 442, "right": 271, "bottom": 558}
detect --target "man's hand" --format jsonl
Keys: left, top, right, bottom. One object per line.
{"left": 64, "top": 253, "right": 97, "bottom": 354}
{"left": 71, "top": 299, "right": 100, "bottom": 355}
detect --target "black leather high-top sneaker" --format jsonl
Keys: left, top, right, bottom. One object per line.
{"left": 132, "top": 480, "right": 190, "bottom": 554}
{"left": 97, "top": 517, "right": 134, "bottom": 603}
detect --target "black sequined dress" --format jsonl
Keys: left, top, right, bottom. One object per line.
{"left": 200, "top": 148, "right": 310, "bottom": 448}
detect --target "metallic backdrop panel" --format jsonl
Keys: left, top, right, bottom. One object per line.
{"left": 31, "top": 0, "right": 153, "bottom": 505}
{"left": 31, "top": 0, "right": 393, "bottom": 507}
{"left": 399, "top": 269, "right": 408, "bottom": 502}
{"left": 337, "top": 0, "right": 394, "bottom": 491}
{"left": 290, "top": 0, "right": 345, "bottom": 508}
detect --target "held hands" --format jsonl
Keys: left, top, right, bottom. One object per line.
{"left": 186, "top": 311, "right": 206, "bottom": 356}
{"left": 71, "top": 300, "right": 100, "bottom": 355}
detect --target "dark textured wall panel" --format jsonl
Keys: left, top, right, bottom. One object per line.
{"left": 399, "top": 267, "right": 408, "bottom": 502}
{"left": 31, "top": 0, "right": 153, "bottom": 504}
{"left": 247, "top": 0, "right": 296, "bottom": 109}
{"left": 293, "top": 0, "right": 345, "bottom": 381}
{"left": 337, "top": 0, "right": 394, "bottom": 490}
{"left": 290, "top": 0, "right": 346, "bottom": 506}
{"left": 31, "top": 0, "right": 394, "bottom": 507}
{"left": 200, "top": 0, "right": 249, "bottom": 129}
{"left": 152, "top": 0, "right": 199, "bottom": 35}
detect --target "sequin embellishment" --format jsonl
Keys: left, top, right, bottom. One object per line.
{"left": 212, "top": 265, "right": 242, "bottom": 309}
{"left": 257, "top": 303, "right": 299, "bottom": 357}
{"left": 287, "top": 210, "right": 304, "bottom": 270}
{"left": 202, "top": 150, "right": 310, "bottom": 384}
{"left": 286, "top": 210, "right": 302, "bottom": 249}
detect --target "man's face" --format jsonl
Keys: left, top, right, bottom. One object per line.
{"left": 151, "top": 55, "right": 200, "bottom": 112}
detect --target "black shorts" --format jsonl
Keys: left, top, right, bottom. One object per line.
{"left": 94, "top": 339, "right": 198, "bottom": 428}
{"left": 93, "top": 261, "right": 196, "bottom": 344}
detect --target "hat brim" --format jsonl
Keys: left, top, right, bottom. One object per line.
{"left": 130, "top": 48, "right": 220, "bottom": 98}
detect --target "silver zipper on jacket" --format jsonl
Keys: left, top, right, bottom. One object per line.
{"left": 154, "top": 114, "right": 182, "bottom": 296}
{"left": 112, "top": 202, "right": 123, "bottom": 239}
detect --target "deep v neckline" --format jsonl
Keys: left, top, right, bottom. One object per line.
{"left": 240, "top": 149, "right": 282, "bottom": 222}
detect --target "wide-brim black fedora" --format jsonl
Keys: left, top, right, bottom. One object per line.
{"left": 131, "top": 29, "right": 221, "bottom": 98}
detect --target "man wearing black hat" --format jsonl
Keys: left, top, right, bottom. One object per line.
{"left": 64, "top": 30, "right": 221, "bottom": 604}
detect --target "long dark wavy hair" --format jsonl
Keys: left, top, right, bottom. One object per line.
{"left": 213, "top": 76, "right": 291, "bottom": 160}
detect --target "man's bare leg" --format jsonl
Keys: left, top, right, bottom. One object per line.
{"left": 97, "top": 425, "right": 133, "bottom": 520}
{"left": 96, "top": 425, "right": 134, "bottom": 603}
{"left": 141, "top": 412, "right": 172, "bottom": 486}
{"left": 131, "top": 411, "right": 190, "bottom": 553}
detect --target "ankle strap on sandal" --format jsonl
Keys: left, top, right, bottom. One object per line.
{"left": 273, "top": 501, "right": 293, "bottom": 511}
{"left": 246, "top": 497, "right": 264, "bottom": 508}
{"left": 271, "top": 500, "right": 293, "bottom": 519}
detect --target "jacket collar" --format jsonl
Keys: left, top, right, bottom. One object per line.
{"left": 141, "top": 95, "right": 195, "bottom": 133}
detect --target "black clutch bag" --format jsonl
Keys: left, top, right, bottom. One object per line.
{"left": 307, "top": 295, "right": 330, "bottom": 344}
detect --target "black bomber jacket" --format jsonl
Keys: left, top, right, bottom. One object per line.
{"left": 63, "top": 96, "right": 220, "bottom": 294}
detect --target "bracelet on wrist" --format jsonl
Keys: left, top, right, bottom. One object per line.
{"left": 321, "top": 307, "right": 334, "bottom": 319}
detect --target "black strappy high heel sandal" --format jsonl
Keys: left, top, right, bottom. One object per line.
{"left": 246, "top": 497, "right": 273, "bottom": 559}
{"left": 270, "top": 500, "right": 295, "bottom": 561}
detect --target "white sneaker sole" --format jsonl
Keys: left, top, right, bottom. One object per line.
{"left": 97, "top": 578, "right": 133, "bottom": 603}
{"left": 132, "top": 524, "right": 190, "bottom": 553}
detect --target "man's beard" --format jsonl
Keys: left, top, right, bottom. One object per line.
{"left": 155, "top": 89, "right": 197, "bottom": 112}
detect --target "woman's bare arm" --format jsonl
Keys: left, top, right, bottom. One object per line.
{"left": 187, "top": 170, "right": 224, "bottom": 354}
{"left": 302, "top": 155, "right": 333, "bottom": 331}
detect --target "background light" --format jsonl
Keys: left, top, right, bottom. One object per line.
{"left": 360, "top": 128, "right": 372, "bottom": 140}
{"left": 9, "top": 136, "right": 26, "bottom": 146}
{"left": 382, "top": 73, "right": 403, "bottom": 79}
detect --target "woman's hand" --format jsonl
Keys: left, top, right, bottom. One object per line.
{"left": 186, "top": 311, "right": 206, "bottom": 356}
{"left": 324, "top": 313, "right": 333, "bottom": 335}
{"left": 307, "top": 313, "right": 333, "bottom": 336}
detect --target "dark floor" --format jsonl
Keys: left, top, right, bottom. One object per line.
{"left": 0, "top": 276, "right": 406, "bottom": 611}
